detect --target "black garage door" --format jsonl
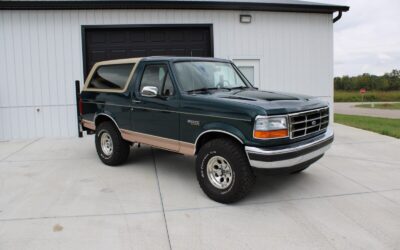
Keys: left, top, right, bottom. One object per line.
{"left": 83, "top": 25, "right": 213, "bottom": 76}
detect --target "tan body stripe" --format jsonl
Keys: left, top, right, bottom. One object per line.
{"left": 81, "top": 119, "right": 195, "bottom": 155}
{"left": 82, "top": 119, "right": 95, "bottom": 130}
{"left": 120, "top": 129, "right": 195, "bottom": 155}
{"left": 179, "top": 141, "right": 196, "bottom": 155}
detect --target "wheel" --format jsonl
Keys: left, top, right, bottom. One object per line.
{"left": 95, "top": 121, "right": 130, "bottom": 166}
{"left": 196, "top": 138, "right": 256, "bottom": 204}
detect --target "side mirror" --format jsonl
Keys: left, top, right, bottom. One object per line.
{"left": 141, "top": 86, "right": 158, "bottom": 97}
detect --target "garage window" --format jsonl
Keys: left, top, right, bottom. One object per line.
{"left": 237, "top": 66, "right": 255, "bottom": 85}
{"left": 233, "top": 59, "right": 260, "bottom": 87}
{"left": 88, "top": 63, "right": 134, "bottom": 90}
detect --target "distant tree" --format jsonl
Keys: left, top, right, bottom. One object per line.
{"left": 334, "top": 69, "right": 400, "bottom": 91}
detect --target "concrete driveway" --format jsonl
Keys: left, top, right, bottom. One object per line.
{"left": 1, "top": 124, "right": 400, "bottom": 250}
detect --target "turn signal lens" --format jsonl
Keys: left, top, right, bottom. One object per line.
{"left": 253, "top": 129, "right": 288, "bottom": 139}
{"left": 253, "top": 116, "right": 289, "bottom": 139}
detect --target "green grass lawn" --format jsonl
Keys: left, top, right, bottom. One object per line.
{"left": 334, "top": 90, "right": 400, "bottom": 102}
{"left": 355, "top": 103, "right": 400, "bottom": 110}
{"left": 334, "top": 114, "right": 400, "bottom": 139}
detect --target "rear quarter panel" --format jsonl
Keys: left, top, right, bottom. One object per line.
{"left": 81, "top": 91, "right": 132, "bottom": 129}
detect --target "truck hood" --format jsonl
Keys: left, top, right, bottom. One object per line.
{"left": 210, "top": 89, "right": 328, "bottom": 115}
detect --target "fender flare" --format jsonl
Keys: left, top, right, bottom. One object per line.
{"left": 94, "top": 112, "right": 121, "bottom": 130}
{"left": 194, "top": 122, "right": 247, "bottom": 152}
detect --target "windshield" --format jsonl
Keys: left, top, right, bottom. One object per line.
{"left": 173, "top": 61, "right": 249, "bottom": 93}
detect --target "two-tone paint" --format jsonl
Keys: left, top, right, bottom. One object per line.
{"left": 80, "top": 57, "right": 330, "bottom": 157}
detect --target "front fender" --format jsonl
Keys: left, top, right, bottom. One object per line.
{"left": 198, "top": 122, "right": 247, "bottom": 144}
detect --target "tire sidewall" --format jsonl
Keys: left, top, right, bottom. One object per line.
{"left": 94, "top": 122, "right": 130, "bottom": 166}
{"left": 198, "top": 147, "right": 238, "bottom": 197}
{"left": 96, "top": 128, "right": 114, "bottom": 160}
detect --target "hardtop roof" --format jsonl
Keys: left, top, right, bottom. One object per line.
{"left": 98, "top": 56, "right": 231, "bottom": 65}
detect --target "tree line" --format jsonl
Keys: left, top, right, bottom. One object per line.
{"left": 334, "top": 69, "right": 400, "bottom": 91}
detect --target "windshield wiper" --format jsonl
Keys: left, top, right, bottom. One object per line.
{"left": 186, "top": 86, "right": 248, "bottom": 94}
{"left": 228, "top": 86, "right": 249, "bottom": 90}
{"left": 187, "top": 87, "right": 217, "bottom": 94}
{"left": 187, "top": 87, "right": 230, "bottom": 94}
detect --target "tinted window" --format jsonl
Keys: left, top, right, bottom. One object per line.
{"left": 88, "top": 63, "right": 134, "bottom": 90}
{"left": 140, "top": 64, "right": 174, "bottom": 96}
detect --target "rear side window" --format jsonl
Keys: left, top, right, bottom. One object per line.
{"left": 88, "top": 63, "right": 134, "bottom": 90}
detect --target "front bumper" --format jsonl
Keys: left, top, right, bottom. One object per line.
{"left": 245, "top": 128, "right": 334, "bottom": 169}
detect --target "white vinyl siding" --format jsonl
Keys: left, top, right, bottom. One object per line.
{"left": 0, "top": 9, "right": 333, "bottom": 140}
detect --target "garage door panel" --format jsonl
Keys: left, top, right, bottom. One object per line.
{"left": 88, "top": 32, "right": 106, "bottom": 44}
{"left": 109, "top": 31, "right": 128, "bottom": 43}
{"left": 169, "top": 49, "right": 186, "bottom": 56}
{"left": 189, "top": 31, "right": 205, "bottom": 41}
{"left": 168, "top": 30, "right": 185, "bottom": 41}
{"left": 149, "top": 49, "right": 168, "bottom": 56}
{"left": 84, "top": 26, "right": 212, "bottom": 76}
{"left": 150, "top": 31, "right": 166, "bottom": 42}
{"left": 108, "top": 49, "right": 129, "bottom": 58}
{"left": 87, "top": 52, "right": 107, "bottom": 62}
{"left": 130, "top": 31, "right": 146, "bottom": 42}
{"left": 127, "top": 49, "right": 147, "bottom": 57}
{"left": 87, "top": 50, "right": 107, "bottom": 70}
{"left": 191, "top": 49, "right": 207, "bottom": 57}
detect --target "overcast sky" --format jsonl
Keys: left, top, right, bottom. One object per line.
{"left": 315, "top": 0, "right": 400, "bottom": 77}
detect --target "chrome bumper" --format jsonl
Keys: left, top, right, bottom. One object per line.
{"left": 245, "top": 128, "right": 334, "bottom": 169}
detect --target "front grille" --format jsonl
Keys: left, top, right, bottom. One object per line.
{"left": 289, "top": 107, "right": 329, "bottom": 139}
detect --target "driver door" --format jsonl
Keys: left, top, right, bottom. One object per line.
{"left": 131, "top": 62, "right": 180, "bottom": 152}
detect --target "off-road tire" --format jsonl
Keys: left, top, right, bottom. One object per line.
{"left": 95, "top": 121, "right": 130, "bottom": 166}
{"left": 196, "top": 138, "right": 256, "bottom": 204}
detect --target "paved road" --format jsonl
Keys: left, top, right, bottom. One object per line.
{"left": 1, "top": 124, "right": 400, "bottom": 250}
{"left": 335, "top": 102, "right": 400, "bottom": 118}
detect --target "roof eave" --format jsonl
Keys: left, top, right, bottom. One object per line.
{"left": 0, "top": 1, "right": 350, "bottom": 13}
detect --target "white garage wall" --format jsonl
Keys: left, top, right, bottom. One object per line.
{"left": 0, "top": 9, "right": 333, "bottom": 140}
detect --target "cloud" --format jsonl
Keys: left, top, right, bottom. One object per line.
{"left": 313, "top": 0, "right": 400, "bottom": 76}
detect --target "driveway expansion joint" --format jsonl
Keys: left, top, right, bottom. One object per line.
{"left": 0, "top": 138, "right": 42, "bottom": 161}
{"left": 152, "top": 148, "right": 173, "bottom": 250}
{"left": 1, "top": 188, "right": 400, "bottom": 223}
{"left": 0, "top": 209, "right": 163, "bottom": 222}
{"left": 325, "top": 154, "right": 400, "bottom": 165}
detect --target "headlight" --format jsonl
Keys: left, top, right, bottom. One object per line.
{"left": 253, "top": 116, "right": 288, "bottom": 139}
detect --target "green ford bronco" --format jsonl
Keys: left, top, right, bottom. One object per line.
{"left": 79, "top": 56, "right": 333, "bottom": 203}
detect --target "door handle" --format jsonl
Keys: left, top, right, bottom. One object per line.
{"left": 132, "top": 100, "right": 141, "bottom": 104}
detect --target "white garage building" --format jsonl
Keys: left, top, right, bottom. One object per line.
{"left": 0, "top": 0, "right": 348, "bottom": 140}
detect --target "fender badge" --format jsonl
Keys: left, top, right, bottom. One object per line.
{"left": 187, "top": 120, "right": 200, "bottom": 126}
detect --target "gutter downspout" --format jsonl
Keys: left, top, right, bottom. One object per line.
{"left": 333, "top": 11, "right": 343, "bottom": 23}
